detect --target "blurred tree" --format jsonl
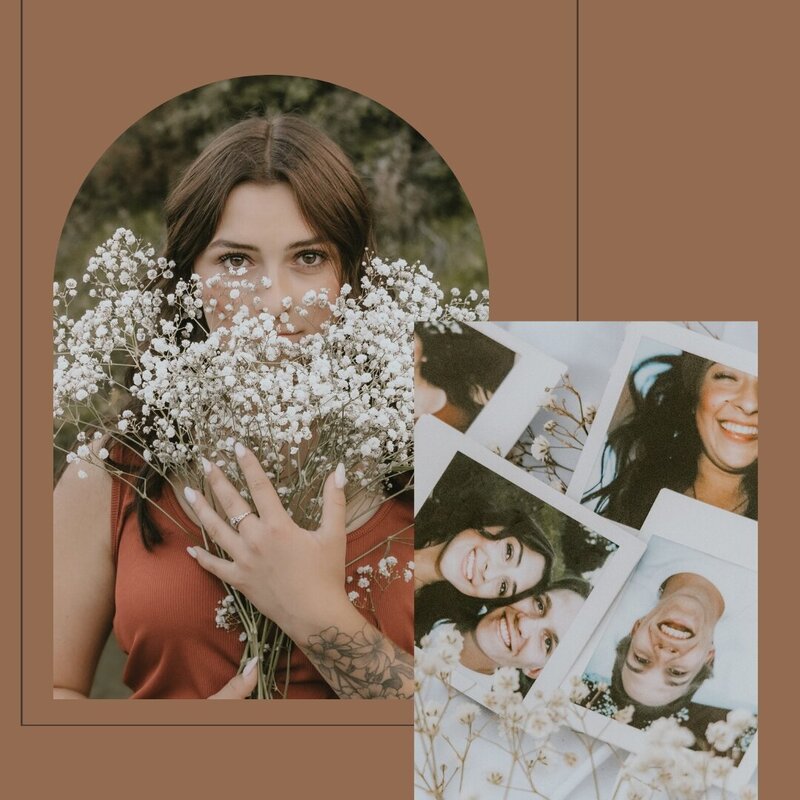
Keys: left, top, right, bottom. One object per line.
{"left": 56, "top": 76, "right": 487, "bottom": 292}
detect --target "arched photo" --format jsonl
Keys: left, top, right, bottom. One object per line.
{"left": 53, "top": 76, "right": 488, "bottom": 701}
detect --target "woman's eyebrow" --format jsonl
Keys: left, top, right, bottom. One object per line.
{"left": 285, "top": 236, "right": 329, "bottom": 249}
{"left": 207, "top": 239, "right": 259, "bottom": 251}
{"left": 515, "top": 539, "right": 523, "bottom": 568}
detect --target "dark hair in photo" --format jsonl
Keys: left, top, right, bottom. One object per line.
{"left": 415, "top": 503, "right": 555, "bottom": 619}
{"left": 109, "top": 114, "right": 377, "bottom": 548}
{"left": 416, "top": 322, "right": 515, "bottom": 430}
{"left": 583, "top": 352, "right": 758, "bottom": 528}
{"left": 608, "top": 633, "right": 714, "bottom": 726}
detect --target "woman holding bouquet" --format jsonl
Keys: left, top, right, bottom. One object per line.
{"left": 53, "top": 115, "right": 419, "bottom": 699}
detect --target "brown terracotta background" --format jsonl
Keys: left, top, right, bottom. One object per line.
{"left": 9, "top": 0, "right": 796, "bottom": 796}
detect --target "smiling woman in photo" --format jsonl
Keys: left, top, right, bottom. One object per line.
{"left": 584, "top": 352, "right": 758, "bottom": 528}
{"left": 414, "top": 509, "right": 555, "bottom": 600}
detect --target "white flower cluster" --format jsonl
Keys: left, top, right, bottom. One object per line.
{"left": 54, "top": 231, "right": 489, "bottom": 520}
{"left": 344, "top": 556, "right": 413, "bottom": 609}
{"left": 415, "top": 624, "right": 464, "bottom": 683}
{"left": 620, "top": 713, "right": 758, "bottom": 799}
{"left": 482, "top": 670, "right": 572, "bottom": 744}
{"left": 214, "top": 594, "right": 238, "bottom": 630}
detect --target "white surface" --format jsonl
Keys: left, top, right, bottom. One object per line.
{"left": 415, "top": 674, "right": 757, "bottom": 798}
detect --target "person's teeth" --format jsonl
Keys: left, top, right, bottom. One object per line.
{"left": 466, "top": 550, "right": 475, "bottom": 581}
{"left": 659, "top": 622, "right": 692, "bottom": 639}
{"left": 500, "top": 617, "right": 511, "bottom": 648}
{"left": 720, "top": 421, "right": 758, "bottom": 436}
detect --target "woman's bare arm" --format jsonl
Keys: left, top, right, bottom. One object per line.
{"left": 53, "top": 460, "right": 116, "bottom": 698}
{"left": 185, "top": 446, "right": 414, "bottom": 699}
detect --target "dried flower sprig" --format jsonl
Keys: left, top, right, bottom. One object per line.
{"left": 508, "top": 374, "right": 596, "bottom": 493}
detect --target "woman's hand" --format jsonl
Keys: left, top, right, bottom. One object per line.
{"left": 207, "top": 656, "right": 259, "bottom": 699}
{"left": 183, "top": 443, "right": 350, "bottom": 635}
{"left": 184, "top": 444, "right": 414, "bottom": 699}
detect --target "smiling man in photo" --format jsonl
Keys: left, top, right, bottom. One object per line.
{"left": 612, "top": 571, "right": 724, "bottom": 708}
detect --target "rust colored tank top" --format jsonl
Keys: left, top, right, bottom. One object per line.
{"left": 111, "top": 470, "right": 414, "bottom": 699}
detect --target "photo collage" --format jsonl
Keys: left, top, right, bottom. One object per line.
{"left": 413, "top": 321, "right": 758, "bottom": 789}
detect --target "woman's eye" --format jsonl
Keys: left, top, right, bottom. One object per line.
{"left": 668, "top": 668, "right": 687, "bottom": 677}
{"left": 634, "top": 653, "right": 649, "bottom": 665}
{"left": 544, "top": 635, "right": 553, "bottom": 655}
{"left": 505, "top": 542, "right": 514, "bottom": 561}
{"left": 535, "top": 596, "right": 545, "bottom": 614}
{"left": 498, "top": 580, "right": 508, "bottom": 597}
{"left": 220, "top": 253, "right": 249, "bottom": 270}
{"left": 296, "top": 250, "right": 327, "bottom": 268}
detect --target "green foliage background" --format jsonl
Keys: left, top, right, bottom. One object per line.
{"left": 55, "top": 76, "right": 487, "bottom": 292}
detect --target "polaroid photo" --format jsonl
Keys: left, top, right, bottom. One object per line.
{"left": 414, "top": 321, "right": 566, "bottom": 456}
{"left": 563, "top": 489, "right": 758, "bottom": 790}
{"left": 414, "top": 415, "right": 645, "bottom": 705}
{"left": 567, "top": 322, "right": 758, "bottom": 531}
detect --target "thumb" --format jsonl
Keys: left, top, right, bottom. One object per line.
{"left": 319, "top": 462, "right": 347, "bottom": 537}
{"left": 208, "top": 656, "right": 259, "bottom": 699}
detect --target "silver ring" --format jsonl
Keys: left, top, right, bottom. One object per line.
{"left": 229, "top": 511, "right": 255, "bottom": 530}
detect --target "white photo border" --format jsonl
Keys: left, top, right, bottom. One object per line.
{"left": 566, "top": 322, "right": 758, "bottom": 520}
{"left": 561, "top": 488, "right": 758, "bottom": 791}
{"left": 416, "top": 321, "right": 566, "bottom": 457}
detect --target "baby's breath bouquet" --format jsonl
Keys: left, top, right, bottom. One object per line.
{"left": 53, "top": 228, "right": 488, "bottom": 697}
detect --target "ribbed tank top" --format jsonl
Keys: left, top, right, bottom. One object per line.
{"left": 110, "top": 467, "right": 414, "bottom": 699}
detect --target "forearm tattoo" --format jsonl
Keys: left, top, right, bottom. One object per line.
{"left": 303, "top": 624, "right": 414, "bottom": 699}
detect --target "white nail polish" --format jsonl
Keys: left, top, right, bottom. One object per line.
{"left": 334, "top": 462, "right": 347, "bottom": 489}
{"left": 243, "top": 655, "right": 259, "bottom": 676}
{"left": 186, "top": 546, "right": 197, "bottom": 559}
{"left": 235, "top": 442, "right": 246, "bottom": 458}
{"left": 183, "top": 486, "right": 197, "bottom": 503}
{"left": 201, "top": 457, "right": 211, "bottom": 475}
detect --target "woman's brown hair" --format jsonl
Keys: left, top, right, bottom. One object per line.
{"left": 164, "top": 115, "right": 375, "bottom": 288}
{"left": 113, "top": 114, "right": 377, "bottom": 547}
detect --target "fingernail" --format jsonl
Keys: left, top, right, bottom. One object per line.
{"left": 186, "top": 546, "right": 197, "bottom": 559}
{"left": 243, "top": 656, "right": 259, "bottom": 676}
{"left": 201, "top": 457, "right": 211, "bottom": 475}
{"left": 235, "top": 442, "right": 246, "bottom": 458}
{"left": 184, "top": 486, "right": 197, "bottom": 503}
{"left": 334, "top": 462, "right": 347, "bottom": 489}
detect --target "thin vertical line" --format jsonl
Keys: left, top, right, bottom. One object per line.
{"left": 576, "top": 0, "right": 580, "bottom": 321}
{"left": 19, "top": 0, "right": 24, "bottom": 723}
